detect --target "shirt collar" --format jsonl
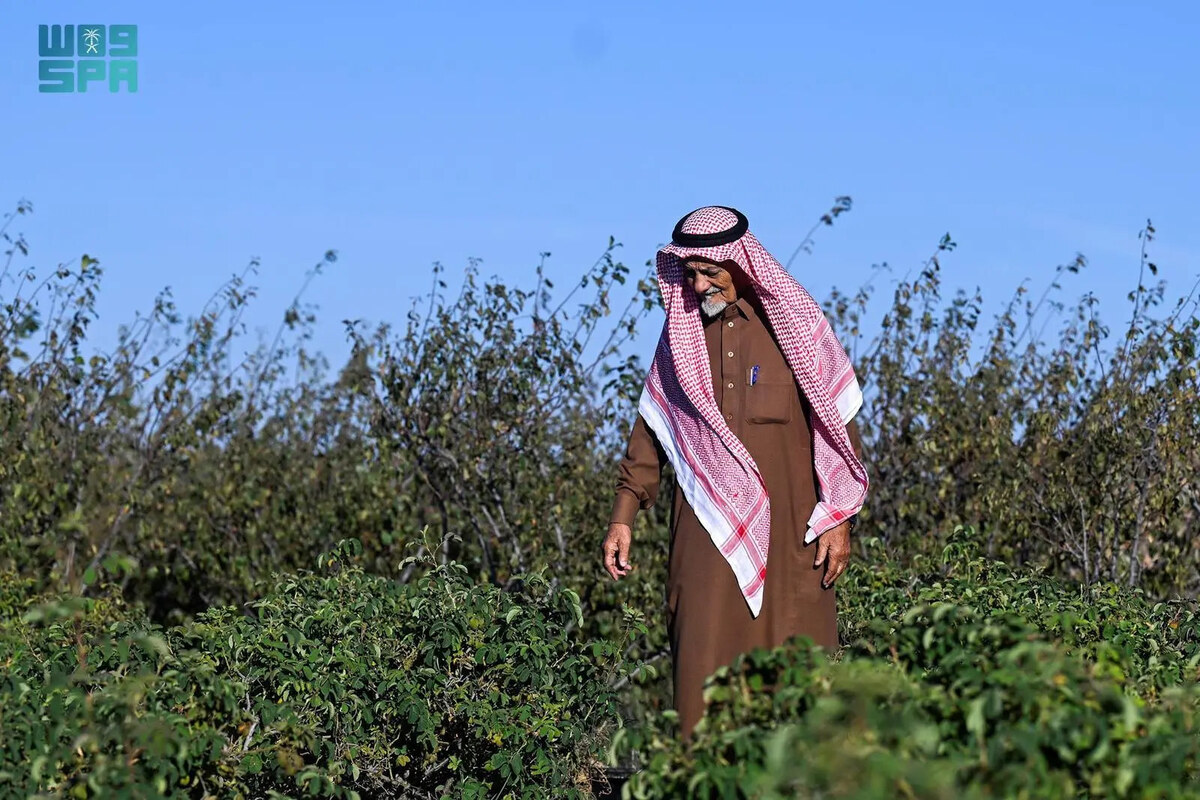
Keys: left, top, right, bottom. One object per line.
{"left": 704, "top": 293, "right": 757, "bottom": 324}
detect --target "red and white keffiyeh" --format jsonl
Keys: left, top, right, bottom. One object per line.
{"left": 638, "top": 206, "right": 868, "bottom": 617}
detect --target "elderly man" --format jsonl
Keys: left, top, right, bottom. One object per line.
{"left": 601, "top": 205, "right": 868, "bottom": 739}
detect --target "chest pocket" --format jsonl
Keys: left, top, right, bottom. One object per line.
{"left": 746, "top": 380, "right": 795, "bottom": 424}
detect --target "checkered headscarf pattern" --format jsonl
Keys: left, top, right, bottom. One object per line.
{"left": 636, "top": 206, "right": 869, "bottom": 617}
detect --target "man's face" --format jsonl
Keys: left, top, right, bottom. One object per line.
{"left": 684, "top": 258, "right": 740, "bottom": 318}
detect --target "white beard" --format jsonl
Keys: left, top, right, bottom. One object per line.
{"left": 700, "top": 293, "right": 728, "bottom": 318}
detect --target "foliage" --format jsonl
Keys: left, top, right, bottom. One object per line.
{"left": 0, "top": 196, "right": 673, "bottom": 724}
{"left": 363, "top": 252, "right": 677, "bottom": 719}
{"left": 628, "top": 528, "right": 1200, "bottom": 799}
{"left": 825, "top": 222, "right": 1200, "bottom": 595}
{"left": 840, "top": 526, "right": 1200, "bottom": 700}
{"left": 0, "top": 535, "right": 636, "bottom": 799}
{"left": 4, "top": 193, "right": 1200, "bottom": 795}
{"left": 0, "top": 203, "right": 657, "bottom": 620}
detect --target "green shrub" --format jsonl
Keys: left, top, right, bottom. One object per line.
{"left": 627, "top": 648, "right": 971, "bottom": 800}
{"left": 841, "top": 527, "right": 1200, "bottom": 699}
{"left": 828, "top": 222, "right": 1200, "bottom": 595}
{"left": 630, "top": 607, "right": 1200, "bottom": 799}
{"left": 626, "top": 527, "right": 1200, "bottom": 798}
{"left": 0, "top": 536, "right": 637, "bottom": 799}
{"left": 0, "top": 196, "right": 675, "bottom": 726}
{"left": 5, "top": 193, "right": 1200, "bottom": 791}
{"left": 0, "top": 587, "right": 238, "bottom": 799}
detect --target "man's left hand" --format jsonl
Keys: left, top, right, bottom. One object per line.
{"left": 814, "top": 521, "right": 852, "bottom": 589}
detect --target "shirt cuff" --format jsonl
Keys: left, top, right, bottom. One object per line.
{"left": 609, "top": 490, "right": 642, "bottom": 528}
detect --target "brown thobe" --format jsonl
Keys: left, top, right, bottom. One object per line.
{"left": 610, "top": 291, "right": 863, "bottom": 739}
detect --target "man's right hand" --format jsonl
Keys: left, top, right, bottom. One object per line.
{"left": 602, "top": 522, "right": 634, "bottom": 580}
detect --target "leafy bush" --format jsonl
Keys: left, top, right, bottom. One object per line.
{"left": 630, "top": 612, "right": 1200, "bottom": 799}
{"left": 827, "top": 223, "right": 1200, "bottom": 594}
{"left": 626, "top": 527, "right": 1200, "bottom": 798}
{"left": 626, "top": 648, "right": 970, "bottom": 800}
{"left": 0, "top": 587, "right": 235, "bottom": 799}
{"left": 841, "top": 526, "right": 1200, "bottom": 699}
{"left": 5, "top": 193, "right": 1200, "bottom": 793}
{"left": 0, "top": 536, "right": 637, "bottom": 799}
{"left": 0, "top": 202, "right": 656, "bottom": 616}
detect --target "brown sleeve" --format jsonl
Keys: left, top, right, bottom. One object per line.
{"left": 610, "top": 414, "right": 666, "bottom": 528}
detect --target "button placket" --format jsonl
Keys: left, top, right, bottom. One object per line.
{"left": 721, "top": 310, "right": 740, "bottom": 430}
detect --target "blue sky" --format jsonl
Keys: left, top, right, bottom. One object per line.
{"left": 3, "top": 1, "right": 1198, "bottom": 374}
